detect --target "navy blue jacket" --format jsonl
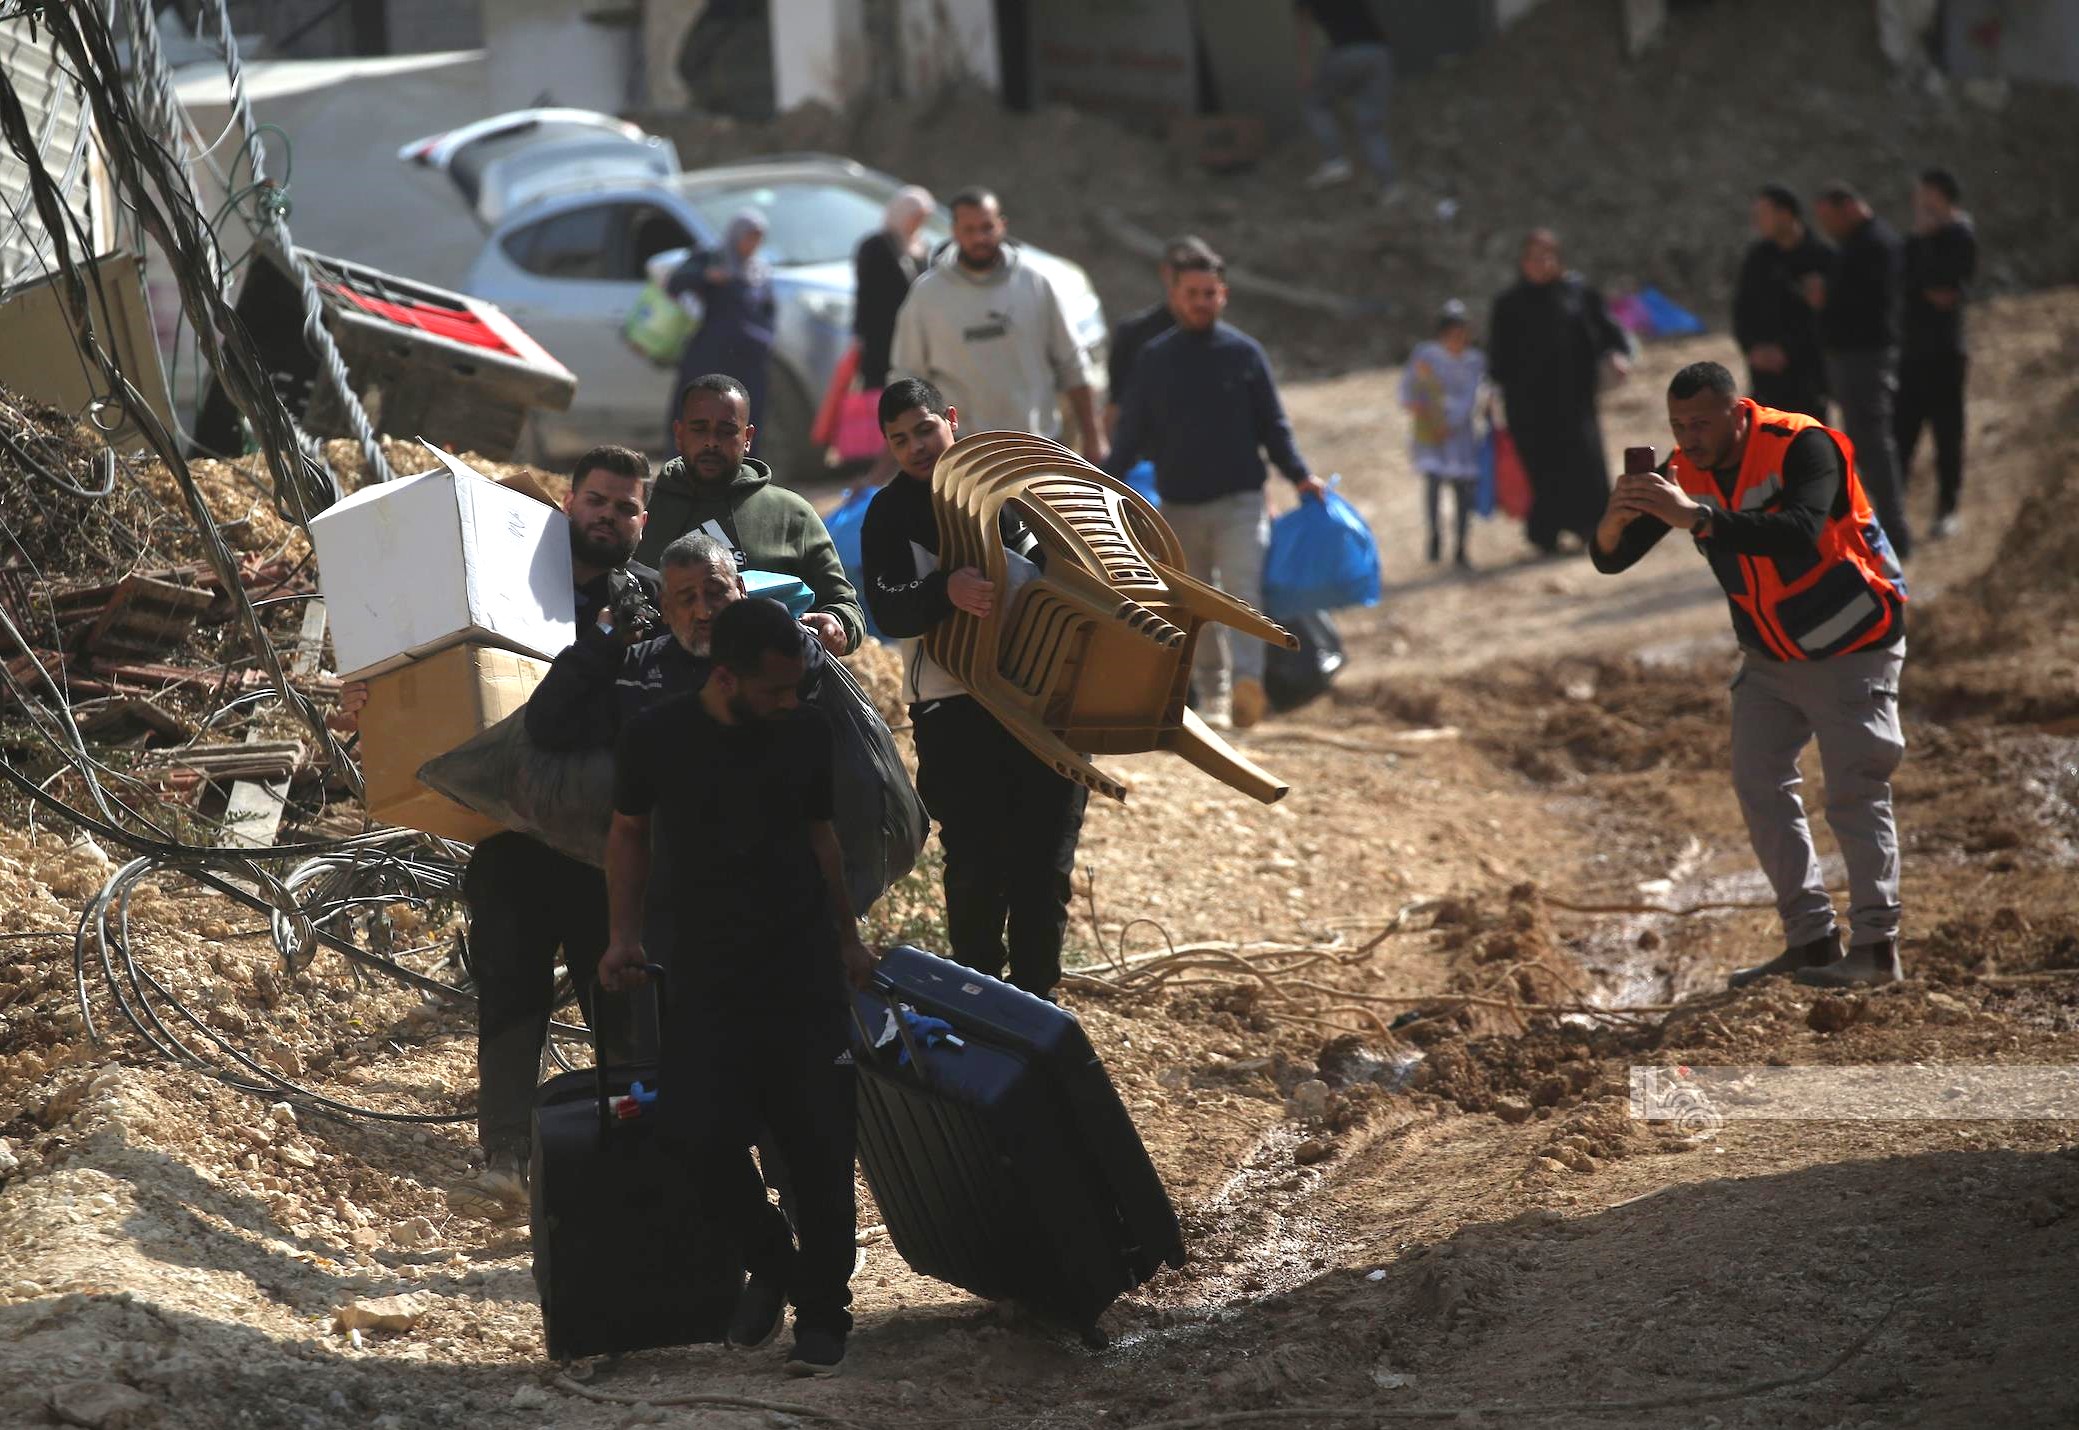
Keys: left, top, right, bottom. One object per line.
{"left": 1105, "top": 322, "right": 1310, "bottom": 505}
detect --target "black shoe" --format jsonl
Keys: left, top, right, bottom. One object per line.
{"left": 727, "top": 1276, "right": 787, "bottom": 1349}
{"left": 1426, "top": 533, "right": 1442, "bottom": 564}
{"left": 1794, "top": 938, "right": 1903, "bottom": 987}
{"left": 1728, "top": 928, "right": 1841, "bottom": 990}
{"left": 785, "top": 1326, "right": 846, "bottom": 1378}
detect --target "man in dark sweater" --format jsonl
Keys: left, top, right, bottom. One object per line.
{"left": 1732, "top": 184, "right": 1832, "bottom": 420}
{"left": 1591, "top": 363, "right": 1908, "bottom": 990}
{"left": 860, "top": 378, "right": 1086, "bottom": 998}
{"left": 1103, "top": 235, "right": 1214, "bottom": 439}
{"left": 1895, "top": 167, "right": 1978, "bottom": 541}
{"left": 1813, "top": 183, "right": 1913, "bottom": 559}
{"left": 1106, "top": 244, "right": 1324, "bottom": 730}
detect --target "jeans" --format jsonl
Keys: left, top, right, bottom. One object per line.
{"left": 1729, "top": 646, "right": 1906, "bottom": 948}
{"left": 1824, "top": 348, "right": 1913, "bottom": 558}
{"left": 911, "top": 696, "right": 1088, "bottom": 997}
{"left": 1301, "top": 42, "right": 1395, "bottom": 184}
{"left": 1163, "top": 488, "right": 1271, "bottom": 693}
{"left": 1894, "top": 350, "right": 1967, "bottom": 520}
{"left": 465, "top": 832, "right": 650, "bottom": 1158}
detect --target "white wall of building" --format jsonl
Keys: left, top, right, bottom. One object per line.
{"left": 480, "top": 0, "right": 636, "bottom": 113}
{"left": 771, "top": 0, "right": 868, "bottom": 111}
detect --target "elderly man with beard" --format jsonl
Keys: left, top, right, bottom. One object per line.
{"left": 339, "top": 445, "right": 661, "bottom": 1217}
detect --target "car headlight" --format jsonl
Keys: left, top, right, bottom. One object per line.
{"left": 798, "top": 291, "right": 854, "bottom": 329}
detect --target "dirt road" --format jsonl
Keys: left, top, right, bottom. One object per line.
{"left": 1, "top": 296, "right": 2075, "bottom": 1430}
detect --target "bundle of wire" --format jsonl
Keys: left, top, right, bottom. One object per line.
{"left": 0, "top": 3, "right": 592, "bottom": 1123}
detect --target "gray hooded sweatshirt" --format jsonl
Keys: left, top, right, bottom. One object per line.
{"left": 889, "top": 242, "right": 1089, "bottom": 439}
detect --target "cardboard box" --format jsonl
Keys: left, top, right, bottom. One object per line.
{"left": 358, "top": 643, "right": 548, "bottom": 843}
{"left": 310, "top": 448, "right": 574, "bottom": 679}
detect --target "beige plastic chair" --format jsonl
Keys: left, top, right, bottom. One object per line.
{"left": 923, "top": 432, "right": 1298, "bottom": 804}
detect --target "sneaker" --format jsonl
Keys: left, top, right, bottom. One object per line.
{"left": 1195, "top": 692, "right": 1234, "bottom": 730}
{"left": 1231, "top": 678, "right": 1269, "bottom": 730}
{"left": 727, "top": 1275, "right": 787, "bottom": 1349}
{"left": 1932, "top": 512, "right": 1962, "bottom": 540}
{"left": 785, "top": 1326, "right": 846, "bottom": 1378}
{"left": 1304, "top": 158, "right": 1356, "bottom": 190}
{"left": 450, "top": 1150, "right": 529, "bottom": 1220}
{"left": 1376, "top": 182, "right": 1405, "bottom": 208}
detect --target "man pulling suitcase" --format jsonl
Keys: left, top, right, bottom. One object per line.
{"left": 599, "top": 596, "right": 877, "bottom": 1377}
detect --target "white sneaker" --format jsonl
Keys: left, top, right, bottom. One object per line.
{"left": 1195, "top": 692, "right": 1234, "bottom": 730}
{"left": 449, "top": 1151, "right": 529, "bottom": 1220}
{"left": 1304, "top": 158, "right": 1356, "bottom": 190}
{"left": 1932, "top": 512, "right": 1962, "bottom": 540}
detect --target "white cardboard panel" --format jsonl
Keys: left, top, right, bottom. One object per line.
{"left": 311, "top": 457, "right": 574, "bottom": 678}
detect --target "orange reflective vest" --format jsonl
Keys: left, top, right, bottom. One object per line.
{"left": 1669, "top": 401, "right": 1906, "bottom": 661}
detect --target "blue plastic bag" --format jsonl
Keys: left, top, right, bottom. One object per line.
{"left": 742, "top": 568, "right": 814, "bottom": 617}
{"left": 1638, "top": 286, "right": 1704, "bottom": 337}
{"left": 822, "top": 486, "right": 882, "bottom": 638}
{"left": 1473, "top": 429, "right": 1499, "bottom": 520}
{"left": 1124, "top": 459, "right": 1162, "bottom": 509}
{"left": 1262, "top": 482, "right": 1381, "bottom": 617}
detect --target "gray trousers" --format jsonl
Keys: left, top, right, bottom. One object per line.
{"left": 1824, "top": 348, "right": 1914, "bottom": 558}
{"left": 1301, "top": 42, "right": 1396, "bottom": 184}
{"left": 1163, "top": 488, "right": 1269, "bottom": 693}
{"left": 1729, "top": 646, "right": 1906, "bottom": 948}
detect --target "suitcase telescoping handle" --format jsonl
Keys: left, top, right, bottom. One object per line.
{"left": 851, "top": 988, "right": 931, "bottom": 1084}
{"left": 594, "top": 961, "right": 668, "bottom": 1131}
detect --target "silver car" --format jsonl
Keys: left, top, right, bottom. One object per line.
{"left": 402, "top": 110, "right": 1109, "bottom": 482}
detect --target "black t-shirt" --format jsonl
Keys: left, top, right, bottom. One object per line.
{"left": 1820, "top": 216, "right": 1904, "bottom": 353}
{"left": 613, "top": 694, "right": 842, "bottom": 1006}
{"left": 1296, "top": 0, "right": 1385, "bottom": 49}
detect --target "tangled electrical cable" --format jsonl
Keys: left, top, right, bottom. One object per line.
{"left": 0, "top": 4, "right": 582, "bottom": 1122}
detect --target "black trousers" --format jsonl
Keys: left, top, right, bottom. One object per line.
{"left": 465, "top": 832, "right": 647, "bottom": 1158}
{"left": 1894, "top": 350, "right": 1967, "bottom": 519}
{"left": 1423, "top": 473, "right": 1473, "bottom": 560}
{"left": 912, "top": 696, "right": 1089, "bottom": 997}
{"left": 667, "top": 1004, "right": 857, "bottom": 1336}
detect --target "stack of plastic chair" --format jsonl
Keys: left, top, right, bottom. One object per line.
{"left": 925, "top": 433, "right": 1298, "bottom": 805}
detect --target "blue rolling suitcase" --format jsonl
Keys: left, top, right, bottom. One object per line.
{"left": 849, "top": 946, "right": 1186, "bottom": 1343}
{"left": 529, "top": 967, "right": 743, "bottom": 1359}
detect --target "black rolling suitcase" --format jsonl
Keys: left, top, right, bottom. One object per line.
{"left": 530, "top": 966, "right": 743, "bottom": 1359}
{"left": 849, "top": 946, "right": 1186, "bottom": 1343}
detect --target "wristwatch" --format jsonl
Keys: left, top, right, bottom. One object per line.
{"left": 1689, "top": 506, "right": 1714, "bottom": 538}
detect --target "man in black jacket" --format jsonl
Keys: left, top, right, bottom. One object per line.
{"left": 1488, "top": 229, "right": 1633, "bottom": 557}
{"left": 1895, "top": 167, "right": 1978, "bottom": 541}
{"left": 1103, "top": 235, "right": 1213, "bottom": 439}
{"left": 1733, "top": 185, "right": 1831, "bottom": 420}
{"left": 1814, "top": 183, "right": 1913, "bottom": 558}
{"left": 861, "top": 377, "right": 1085, "bottom": 998}
{"left": 341, "top": 445, "right": 661, "bottom": 1218}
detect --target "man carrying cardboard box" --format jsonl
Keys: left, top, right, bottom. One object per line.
{"left": 635, "top": 373, "right": 866, "bottom": 656}
{"left": 339, "top": 445, "right": 660, "bottom": 1216}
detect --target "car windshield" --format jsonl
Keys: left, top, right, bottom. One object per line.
{"left": 677, "top": 178, "right": 948, "bottom": 267}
